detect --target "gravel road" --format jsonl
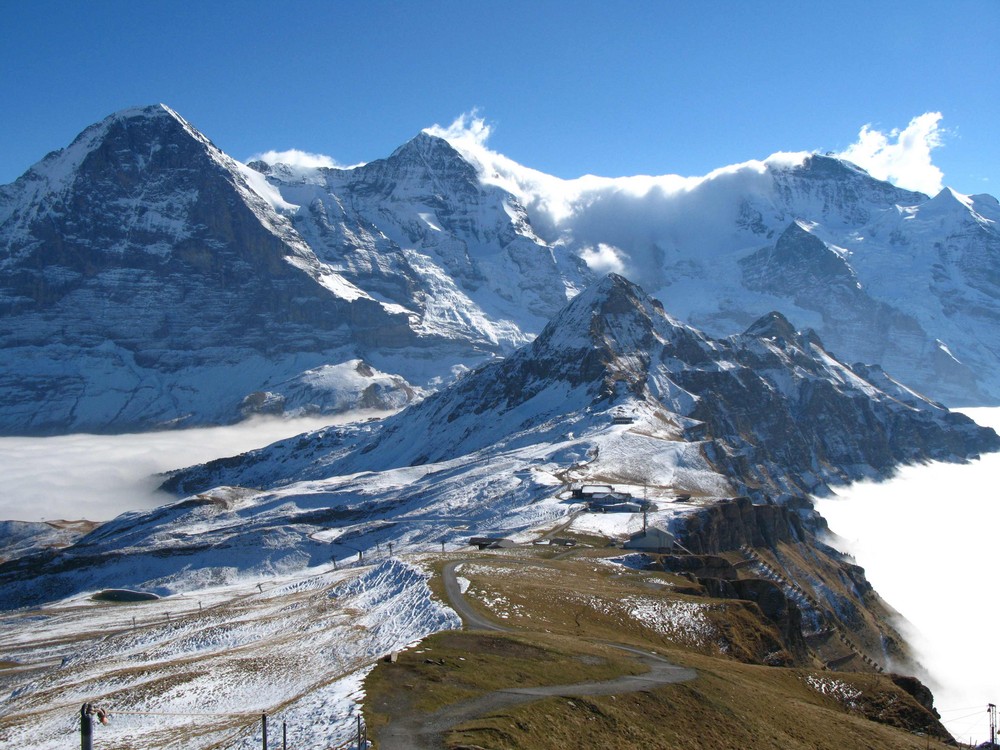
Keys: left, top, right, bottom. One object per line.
{"left": 373, "top": 558, "right": 697, "bottom": 749}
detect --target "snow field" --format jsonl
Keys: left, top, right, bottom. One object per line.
{"left": 0, "top": 559, "right": 458, "bottom": 750}
{"left": 803, "top": 674, "right": 863, "bottom": 711}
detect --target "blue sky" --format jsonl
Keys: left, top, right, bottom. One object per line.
{"left": 2, "top": 0, "right": 997, "bottom": 195}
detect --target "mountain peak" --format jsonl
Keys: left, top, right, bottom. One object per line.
{"left": 531, "top": 272, "right": 670, "bottom": 356}
{"left": 345, "top": 130, "right": 482, "bottom": 202}
{"left": 391, "top": 131, "right": 468, "bottom": 166}
{"left": 573, "top": 271, "right": 643, "bottom": 307}
{"left": 743, "top": 310, "right": 799, "bottom": 341}
{"left": 8, "top": 102, "right": 209, "bottom": 197}
{"left": 107, "top": 102, "right": 180, "bottom": 122}
{"left": 924, "top": 185, "right": 971, "bottom": 210}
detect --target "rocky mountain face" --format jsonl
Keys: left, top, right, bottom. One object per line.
{"left": 7, "top": 274, "right": 994, "bottom": 620}
{"left": 0, "top": 106, "right": 588, "bottom": 434}
{"left": 471, "top": 148, "right": 1000, "bottom": 405}
{"left": 3, "top": 104, "right": 1000, "bottom": 434}
{"left": 0, "top": 106, "right": 430, "bottom": 433}
{"left": 251, "top": 132, "right": 590, "bottom": 343}
{"left": 728, "top": 173, "right": 1000, "bottom": 405}
{"left": 166, "top": 274, "right": 999, "bottom": 498}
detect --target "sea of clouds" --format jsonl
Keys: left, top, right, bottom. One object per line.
{"left": 0, "top": 402, "right": 994, "bottom": 741}
{"left": 0, "top": 415, "right": 360, "bottom": 521}
{"left": 816, "top": 407, "right": 1000, "bottom": 745}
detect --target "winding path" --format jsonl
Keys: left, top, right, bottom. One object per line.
{"left": 374, "top": 558, "right": 697, "bottom": 749}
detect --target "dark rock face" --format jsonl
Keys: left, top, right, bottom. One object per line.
{"left": 165, "top": 274, "right": 999, "bottom": 506}
{"left": 681, "top": 313, "right": 999, "bottom": 493}
{"left": 651, "top": 554, "right": 740, "bottom": 580}
{"left": 702, "top": 577, "right": 809, "bottom": 662}
{"left": 0, "top": 106, "right": 429, "bottom": 433}
{"left": 677, "top": 497, "right": 806, "bottom": 554}
{"left": 651, "top": 545, "right": 810, "bottom": 664}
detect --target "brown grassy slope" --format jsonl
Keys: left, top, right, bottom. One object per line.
{"left": 447, "top": 659, "right": 951, "bottom": 750}
{"left": 365, "top": 550, "right": 950, "bottom": 749}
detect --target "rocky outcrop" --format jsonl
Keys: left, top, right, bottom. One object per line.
{"left": 702, "top": 577, "right": 809, "bottom": 663}
{"left": 163, "top": 274, "right": 1000, "bottom": 498}
{"left": 676, "top": 497, "right": 808, "bottom": 554}
{"left": 0, "top": 107, "right": 440, "bottom": 433}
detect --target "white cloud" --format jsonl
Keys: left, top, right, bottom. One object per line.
{"left": 424, "top": 110, "right": 493, "bottom": 149}
{"left": 837, "top": 112, "right": 946, "bottom": 196}
{"left": 249, "top": 148, "right": 342, "bottom": 170}
{"left": 815, "top": 407, "right": 1000, "bottom": 742}
{"left": 0, "top": 416, "right": 352, "bottom": 521}
{"left": 579, "top": 243, "right": 628, "bottom": 275}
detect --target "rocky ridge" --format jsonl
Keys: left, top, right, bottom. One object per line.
{"left": 165, "top": 274, "right": 999, "bottom": 498}
{"left": 4, "top": 105, "right": 1000, "bottom": 433}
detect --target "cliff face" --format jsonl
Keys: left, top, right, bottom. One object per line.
{"left": 671, "top": 498, "right": 910, "bottom": 673}
{"left": 675, "top": 496, "right": 808, "bottom": 553}
{"left": 0, "top": 106, "right": 431, "bottom": 433}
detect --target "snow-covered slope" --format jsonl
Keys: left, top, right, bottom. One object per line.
{"left": 6, "top": 275, "right": 991, "bottom": 611}
{"left": 169, "top": 274, "right": 998, "bottom": 497}
{"left": 442, "top": 138, "right": 1000, "bottom": 405}
{"left": 0, "top": 558, "right": 458, "bottom": 750}
{"left": 249, "top": 132, "right": 591, "bottom": 348}
{"left": 4, "top": 104, "right": 1000, "bottom": 435}
{"left": 0, "top": 107, "right": 553, "bottom": 434}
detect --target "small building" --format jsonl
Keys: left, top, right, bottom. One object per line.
{"left": 623, "top": 524, "right": 676, "bottom": 553}
{"left": 592, "top": 501, "right": 644, "bottom": 514}
{"left": 469, "top": 536, "right": 515, "bottom": 550}
{"left": 549, "top": 537, "right": 577, "bottom": 547}
{"left": 571, "top": 483, "right": 615, "bottom": 499}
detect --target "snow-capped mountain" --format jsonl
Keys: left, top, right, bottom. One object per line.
{"left": 248, "top": 131, "right": 590, "bottom": 343}
{"left": 4, "top": 274, "right": 995, "bottom": 610}
{"left": 167, "top": 274, "right": 998, "bottom": 498}
{"left": 447, "top": 141, "right": 1000, "bottom": 406}
{"left": 3, "top": 104, "right": 1000, "bottom": 434}
{"left": 0, "top": 106, "right": 587, "bottom": 434}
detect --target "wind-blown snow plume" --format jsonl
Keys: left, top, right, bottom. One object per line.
{"left": 423, "top": 112, "right": 809, "bottom": 267}
{"left": 429, "top": 110, "right": 949, "bottom": 230}
{"left": 837, "top": 112, "right": 945, "bottom": 196}
{"left": 249, "top": 148, "right": 344, "bottom": 169}
{"left": 579, "top": 243, "right": 628, "bottom": 274}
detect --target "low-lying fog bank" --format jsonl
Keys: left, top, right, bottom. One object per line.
{"left": 816, "top": 407, "right": 1000, "bottom": 745}
{"left": 0, "top": 412, "right": 391, "bottom": 521}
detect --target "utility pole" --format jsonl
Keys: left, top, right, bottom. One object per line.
{"left": 989, "top": 702, "right": 997, "bottom": 746}
{"left": 261, "top": 712, "right": 268, "bottom": 750}
{"left": 282, "top": 720, "right": 287, "bottom": 750}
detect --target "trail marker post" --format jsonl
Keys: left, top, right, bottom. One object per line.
{"left": 80, "top": 703, "right": 93, "bottom": 750}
